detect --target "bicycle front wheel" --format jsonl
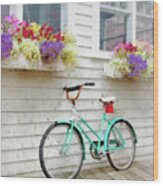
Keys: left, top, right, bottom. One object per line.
{"left": 107, "top": 120, "right": 136, "bottom": 171}
{"left": 39, "top": 123, "right": 84, "bottom": 179}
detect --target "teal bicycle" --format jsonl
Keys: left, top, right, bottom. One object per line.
{"left": 39, "top": 82, "right": 137, "bottom": 179}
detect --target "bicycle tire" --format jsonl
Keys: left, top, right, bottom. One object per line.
{"left": 39, "top": 122, "right": 84, "bottom": 179}
{"left": 106, "top": 120, "right": 136, "bottom": 171}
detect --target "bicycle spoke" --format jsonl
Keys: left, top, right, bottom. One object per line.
{"left": 107, "top": 121, "right": 136, "bottom": 170}
{"left": 39, "top": 123, "right": 84, "bottom": 178}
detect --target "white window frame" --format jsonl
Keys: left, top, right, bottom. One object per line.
{"left": 10, "top": 4, "right": 23, "bottom": 21}
{"left": 136, "top": 1, "right": 154, "bottom": 43}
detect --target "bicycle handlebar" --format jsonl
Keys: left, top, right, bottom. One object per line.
{"left": 63, "top": 85, "right": 81, "bottom": 92}
{"left": 84, "top": 82, "right": 95, "bottom": 86}
{"left": 63, "top": 82, "right": 95, "bottom": 92}
{"left": 63, "top": 82, "right": 95, "bottom": 104}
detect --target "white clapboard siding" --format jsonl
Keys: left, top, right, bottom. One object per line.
{"left": 1, "top": 145, "right": 153, "bottom": 177}
{"left": 1, "top": 99, "right": 153, "bottom": 112}
{"left": 1, "top": 136, "right": 153, "bottom": 165}
{"left": 1, "top": 70, "right": 154, "bottom": 177}
{"left": 1, "top": 2, "right": 154, "bottom": 177}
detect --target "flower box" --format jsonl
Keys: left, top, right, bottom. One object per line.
{"left": 1, "top": 54, "right": 65, "bottom": 71}
{"left": 103, "top": 42, "right": 154, "bottom": 80}
{"left": 104, "top": 62, "right": 124, "bottom": 79}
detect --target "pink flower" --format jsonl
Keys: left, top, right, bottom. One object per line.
{"left": 20, "top": 21, "right": 28, "bottom": 27}
{"left": 16, "top": 27, "right": 21, "bottom": 32}
{"left": 4, "top": 15, "right": 19, "bottom": 26}
{"left": 8, "top": 27, "right": 16, "bottom": 35}
{"left": 22, "top": 28, "right": 29, "bottom": 38}
{"left": 144, "top": 44, "right": 152, "bottom": 53}
{"left": 124, "top": 43, "right": 137, "bottom": 53}
{"left": 113, "top": 43, "right": 126, "bottom": 52}
{"left": 114, "top": 42, "right": 137, "bottom": 53}
{"left": 141, "top": 42, "right": 153, "bottom": 54}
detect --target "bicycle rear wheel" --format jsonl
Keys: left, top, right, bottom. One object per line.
{"left": 39, "top": 123, "right": 84, "bottom": 179}
{"left": 107, "top": 120, "right": 136, "bottom": 171}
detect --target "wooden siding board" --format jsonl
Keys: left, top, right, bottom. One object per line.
{"left": 2, "top": 89, "right": 153, "bottom": 100}
{"left": 1, "top": 127, "right": 153, "bottom": 152}
{"left": 2, "top": 99, "right": 153, "bottom": 112}
{"left": 1, "top": 137, "right": 153, "bottom": 165}
{"left": 2, "top": 70, "right": 153, "bottom": 89}
{"left": 1, "top": 146, "right": 153, "bottom": 177}
{"left": 1, "top": 108, "right": 153, "bottom": 125}
{"left": 1, "top": 121, "right": 154, "bottom": 138}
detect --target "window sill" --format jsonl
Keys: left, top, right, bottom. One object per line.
{"left": 91, "top": 51, "right": 113, "bottom": 60}
{"left": 79, "top": 50, "right": 113, "bottom": 60}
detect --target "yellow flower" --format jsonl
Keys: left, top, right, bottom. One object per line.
{"left": 64, "top": 32, "right": 76, "bottom": 46}
{"left": 61, "top": 49, "right": 77, "bottom": 66}
{"left": 20, "top": 39, "right": 40, "bottom": 62}
{"left": 29, "top": 22, "right": 41, "bottom": 34}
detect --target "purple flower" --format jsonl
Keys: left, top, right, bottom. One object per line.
{"left": 1, "top": 33, "right": 13, "bottom": 59}
{"left": 40, "top": 41, "right": 64, "bottom": 63}
{"left": 128, "top": 54, "right": 147, "bottom": 77}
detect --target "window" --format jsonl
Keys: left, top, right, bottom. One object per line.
{"left": 136, "top": 1, "right": 154, "bottom": 44}
{"left": 100, "top": 11, "right": 127, "bottom": 51}
{"left": 1, "top": 4, "right": 64, "bottom": 32}
{"left": 100, "top": 1, "right": 154, "bottom": 51}
{"left": 23, "top": 4, "right": 61, "bottom": 32}
{"left": 1, "top": 5, "right": 10, "bottom": 23}
{"left": 100, "top": 2, "right": 129, "bottom": 51}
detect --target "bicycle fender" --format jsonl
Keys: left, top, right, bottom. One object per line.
{"left": 55, "top": 121, "right": 86, "bottom": 160}
{"left": 104, "top": 118, "right": 137, "bottom": 151}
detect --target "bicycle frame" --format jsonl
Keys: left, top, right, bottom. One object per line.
{"left": 56, "top": 105, "right": 137, "bottom": 160}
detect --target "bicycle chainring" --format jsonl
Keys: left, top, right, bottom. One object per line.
{"left": 90, "top": 141, "right": 105, "bottom": 160}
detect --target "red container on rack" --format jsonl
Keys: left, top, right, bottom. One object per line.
{"left": 104, "top": 102, "right": 114, "bottom": 114}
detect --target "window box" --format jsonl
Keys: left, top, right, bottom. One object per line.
{"left": 1, "top": 54, "right": 65, "bottom": 71}
{"left": 104, "top": 62, "right": 124, "bottom": 78}
{"left": 103, "top": 41, "right": 154, "bottom": 80}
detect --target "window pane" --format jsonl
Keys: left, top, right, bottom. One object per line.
{"left": 120, "top": 2, "right": 128, "bottom": 9}
{"left": 137, "top": 1, "right": 153, "bottom": 15}
{"left": 23, "top": 4, "right": 61, "bottom": 31}
{"left": 136, "top": 1, "right": 154, "bottom": 44}
{"left": 100, "top": 11, "right": 127, "bottom": 51}
{"left": 101, "top": 2, "right": 128, "bottom": 10}
{"left": 1, "top": 5, "right": 10, "bottom": 23}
